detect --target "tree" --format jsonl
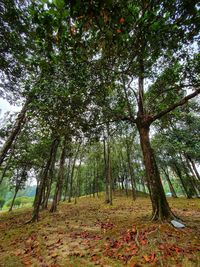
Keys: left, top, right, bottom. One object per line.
{"left": 69, "top": 0, "right": 200, "bottom": 220}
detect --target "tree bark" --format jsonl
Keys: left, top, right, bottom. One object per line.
{"left": 27, "top": 137, "right": 59, "bottom": 223}
{"left": 172, "top": 162, "right": 192, "bottom": 198}
{"left": 9, "top": 188, "right": 18, "bottom": 212}
{"left": 0, "top": 99, "right": 30, "bottom": 166}
{"left": 137, "top": 123, "right": 175, "bottom": 221}
{"left": 42, "top": 138, "right": 59, "bottom": 209}
{"left": 161, "top": 167, "right": 177, "bottom": 198}
{"left": 187, "top": 156, "right": 200, "bottom": 182}
{"left": 50, "top": 137, "right": 67, "bottom": 211}
{"left": 103, "top": 135, "right": 110, "bottom": 203}
{"left": 125, "top": 138, "right": 136, "bottom": 200}
{"left": 68, "top": 141, "right": 81, "bottom": 203}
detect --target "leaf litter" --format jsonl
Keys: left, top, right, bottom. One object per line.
{"left": 0, "top": 194, "right": 199, "bottom": 266}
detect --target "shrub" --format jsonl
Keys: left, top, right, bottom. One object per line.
{"left": 0, "top": 198, "right": 5, "bottom": 209}
{"left": 5, "top": 196, "right": 34, "bottom": 209}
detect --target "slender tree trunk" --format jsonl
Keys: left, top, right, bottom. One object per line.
{"left": 42, "top": 139, "right": 59, "bottom": 209}
{"left": 125, "top": 138, "right": 136, "bottom": 200}
{"left": 9, "top": 188, "right": 19, "bottom": 212}
{"left": 68, "top": 141, "right": 81, "bottom": 203}
{"left": 96, "top": 159, "right": 99, "bottom": 197}
{"left": 137, "top": 124, "right": 175, "bottom": 221}
{"left": 107, "top": 124, "right": 112, "bottom": 205}
{"left": 0, "top": 99, "right": 30, "bottom": 166}
{"left": 63, "top": 159, "right": 71, "bottom": 201}
{"left": 103, "top": 136, "right": 109, "bottom": 203}
{"left": 161, "top": 167, "right": 177, "bottom": 198}
{"left": 28, "top": 138, "right": 59, "bottom": 223}
{"left": 0, "top": 146, "right": 15, "bottom": 185}
{"left": 180, "top": 157, "right": 199, "bottom": 197}
{"left": 184, "top": 156, "right": 200, "bottom": 193}
{"left": 74, "top": 157, "right": 82, "bottom": 204}
{"left": 0, "top": 159, "right": 11, "bottom": 185}
{"left": 172, "top": 163, "right": 192, "bottom": 198}
{"left": 187, "top": 156, "right": 200, "bottom": 182}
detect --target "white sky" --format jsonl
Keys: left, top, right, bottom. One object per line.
{"left": 0, "top": 98, "right": 21, "bottom": 117}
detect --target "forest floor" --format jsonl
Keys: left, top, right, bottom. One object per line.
{"left": 0, "top": 192, "right": 200, "bottom": 267}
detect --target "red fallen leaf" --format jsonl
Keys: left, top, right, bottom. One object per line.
{"left": 119, "top": 17, "right": 125, "bottom": 24}
{"left": 140, "top": 239, "right": 147, "bottom": 245}
{"left": 131, "top": 250, "right": 138, "bottom": 255}
{"left": 175, "top": 247, "right": 182, "bottom": 254}
{"left": 91, "top": 255, "right": 98, "bottom": 262}
{"left": 116, "top": 29, "right": 122, "bottom": 33}
{"left": 130, "top": 244, "right": 137, "bottom": 250}
{"left": 132, "top": 225, "right": 137, "bottom": 234}
{"left": 143, "top": 253, "right": 156, "bottom": 263}
{"left": 14, "top": 249, "right": 23, "bottom": 256}
{"left": 151, "top": 252, "right": 156, "bottom": 261}
{"left": 22, "top": 258, "right": 32, "bottom": 266}
{"left": 143, "top": 254, "right": 151, "bottom": 262}
{"left": 158, "top": 244, "right": 165, "bottom": 250}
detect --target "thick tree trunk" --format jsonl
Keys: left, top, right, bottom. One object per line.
{"left": 0, "top": 99, "right": 30, "bottom": 166}
{"left": 137, "top": 124, "right": 175, "bottom": 221}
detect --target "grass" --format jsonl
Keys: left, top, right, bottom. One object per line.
{"left": 0, "top": 191, "right": 200, "bottom": 267}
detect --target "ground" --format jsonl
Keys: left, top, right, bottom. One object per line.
{"left": 0, "top": 192, "right": 200, "bottom": 267}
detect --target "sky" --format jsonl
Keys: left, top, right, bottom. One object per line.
{"left": 0, "top": 98, "right": 21, "bottom": 118}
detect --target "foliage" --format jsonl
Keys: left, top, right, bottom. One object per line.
{"left": 5, "top": 196, "right": 34, "bottom": 209}
{"left": 0, "top": 198, "right": 5, "bottom": 209}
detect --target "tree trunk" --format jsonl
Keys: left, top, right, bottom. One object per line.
{"left": 50, "top": 138, "right": 67, "bottom": 212}
{"left": 63, "top": 158, "right": 71, "bottom": 201}
{"left": 137, "top": 124, "right": 175, "bottom": 221}
{"left": 106, "top": 124, "right": 112, "bottom": 205}
{"left": 180, "top": 156, "right": 199, "bottom": 197}
{"left": 125, "top": 138, "right": 136, "bottom": 200}
{"left": 28, "top": 138, "right": 59, "bottom": 223}
{"left": 172, "top": 163, "right": 192, "bottom": 198}
{"left": 42, "top": 139, "right": 59, "bottom": 209}
{"left": 68, "top": 141, "right": 81, "bottom": 203}
{"left": 9, "top": 188, "right": 18, "bottom": 212}
{"left": 184, "top": 156, "right": 200, "bottom": 193}
{"left": 161, "top": 167, "right": 177, "bottom": 198}
{"left": 187, "top": 156, "right": 200, "bottom": 182}
{"left": 103, "top": 136, "right": 109, "bottom": 203}
{"left": 0, "top": 99, "right": 30, "bottom": 166}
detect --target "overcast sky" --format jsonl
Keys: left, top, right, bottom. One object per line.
{"left": 0, "top": 98, "right": 21, "bottom": 118}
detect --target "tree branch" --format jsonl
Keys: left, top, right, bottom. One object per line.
{"left": 152, "top": 89, "right": 200, "bottom": 122}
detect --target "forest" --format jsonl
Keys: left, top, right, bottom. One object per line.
{"left": 0, "top": 0, "right": 200, "bottom": 266}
